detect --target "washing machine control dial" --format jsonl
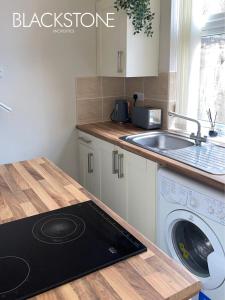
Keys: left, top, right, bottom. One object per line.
{"left": 161, "top": 177, "right": 188, "bottom": 205}
{"left": 219, "top": 213, "right": 225, "bottom": 220}
{"left": 216, "top": 209, "right": 225, "bottom": 220}
{"left": 208, "top": 206, "right": 214, "bottom": 215}
{"left": 190, "top": 197, "right": 198, "bottom": 208}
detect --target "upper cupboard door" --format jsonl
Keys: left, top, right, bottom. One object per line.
{"left": 97, "top": 0, "right": 126, "bottom": 77}
{"left": 126, "top": 0, "right": 160, "bottom": 77}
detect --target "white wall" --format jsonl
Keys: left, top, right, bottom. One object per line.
{"left": 0, "top": 0, "right": 96, "bottom": 178}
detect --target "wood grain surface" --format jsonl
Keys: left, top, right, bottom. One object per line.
{"left": 0, "top": 158, "right": 201, "bottom": 300}
{"left": 77, "top": 121, "right": 225, "bottom": 191}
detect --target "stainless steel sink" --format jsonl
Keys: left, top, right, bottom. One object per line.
{"left": 120, "top": 132, "right": 194, "bottom": 151}
{"left": 120, "top": 131, "right": 225, "bottom": 175}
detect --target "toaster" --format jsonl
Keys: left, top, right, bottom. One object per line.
{"left": 131, "top": 106, "right": 162, "bottom": 129}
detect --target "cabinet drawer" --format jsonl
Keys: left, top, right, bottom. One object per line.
{"left": 77, "top": 131, "right": 100, "bottom": 147}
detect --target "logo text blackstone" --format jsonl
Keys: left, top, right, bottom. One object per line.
{"left": 12, "top": 12, "right": 115, "bottom": 31}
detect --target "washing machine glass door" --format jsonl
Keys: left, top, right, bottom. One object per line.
{"left": 166, "top": 210, "right": 225, "bottom": 290}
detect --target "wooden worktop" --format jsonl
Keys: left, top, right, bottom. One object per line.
{"left": 77, "top": 121, "right": 225, "bottom": 191}
{"left": 0, "top": 157, "right": 201, "bottom": 300}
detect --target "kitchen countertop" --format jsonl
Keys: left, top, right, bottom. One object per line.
{"left": 0, "top": 157, "right": 201, "bottom": 300}
{"left": 77, "top": 121, "right": 225, "bottom": 191}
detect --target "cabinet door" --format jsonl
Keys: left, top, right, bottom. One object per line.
{"left": 126, "top": 151, "right": 157, "bottom": 241}
{"left": 86, "top": 146, "right": 101, "bottom": 199}
{"left": 126, "top": 0, "right": 160, "bottom": 77}
{"left": 97, "top": 0, "right": 126, "bottom": 77}
{"left": 97, "top": 0, "right": 160, "bottom": 77}
{"left": 78, "top": 141, "right": 86, "bottom": 187}
{"left": 100, "top": 142, "right": 127, "bottom": 219}
{"left": 78, "top": 142, "right": 100, "bottom": 198}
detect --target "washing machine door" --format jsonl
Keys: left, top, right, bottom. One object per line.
{"left": 166, "top": 210, "right": 225, "bottom": 290}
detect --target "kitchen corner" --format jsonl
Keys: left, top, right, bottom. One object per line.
{"left": 1, "top": 0, "right": 225, "bottom": 299}
{"left": 0, "top": 158, "right": 201, "bottom": 300}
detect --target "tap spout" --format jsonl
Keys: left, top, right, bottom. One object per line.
{"left": 168, "top": 112, "right": 201, "bottom": 135}
{"left": 168, "top": 111, "right": 207, "bottom": 146}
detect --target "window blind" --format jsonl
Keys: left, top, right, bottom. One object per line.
{"left": 202, "top": 12, "right": 225, "bottom": 36}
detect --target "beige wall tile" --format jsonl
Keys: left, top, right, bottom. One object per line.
{"left": 76, "top": 77, "right": 102, "bottom": 100}
{"left": 126, "top": 96, "right": 145, "bottom": 110}
{"left": 144, "top": 99, "right": 168, "bottom": 109}
{"left": 159, "top": 73, "right": 169, "bottom": 95}
{"left": 75, "top": 73, "right": 175, "bottom": 125}
{"left": 75, "top": 76, "right": 127, "bottom": 125}
{"left": 144, "top": 73, "right": 169, "bottom": 101}
{"left": 102, "top": 77, "right": 125, "bottom": 97}
{"left": 126, "top": 78, "right": 144, "bottom": 98}
{"left": 102, "top": 98, "right": 116, "bottom": 121}
{"left": 77, "top": 99, "right": 102, "bottom": 125}
{"left": 143, "top": 77, "right": 159, "bottom": 99}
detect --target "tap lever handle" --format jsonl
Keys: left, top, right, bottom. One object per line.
{"left": 190, "top": 133, "right": 207, "bottom": 145}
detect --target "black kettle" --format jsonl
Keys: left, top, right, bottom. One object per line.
{"left": 111, "top": 100, "right": 129, "bottom": 123}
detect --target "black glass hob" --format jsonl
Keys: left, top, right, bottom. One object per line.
{"left": 0, "top": 200, "right": 147, "bottom": 299}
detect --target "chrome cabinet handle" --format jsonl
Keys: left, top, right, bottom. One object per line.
{"left": 117, "top": 51, "right": 123, "bottom": 73}
{"left": 78, "top": 137, "right": 92, "bottom": 144}
{"left": 118, "top": 154, "right": 124, "bottom": 179}
{"left": 112, "top": 150, "right": 118, "bottom": 174}
{"left": 88, "top": 153, "right": 94, "bottom": 173}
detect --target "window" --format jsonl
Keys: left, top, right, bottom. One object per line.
{"left": 198, "top": 14, "right": 225, "bottom": 124}
{"left": 171, "top": 0, "right": 225, "bottom": 136}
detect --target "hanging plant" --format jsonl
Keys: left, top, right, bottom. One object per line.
{"left": 114, "top": 0, "right": 155, "bottom": 37}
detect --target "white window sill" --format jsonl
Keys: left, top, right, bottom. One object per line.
{"left": 168, "top": 124, "right": 225, "bottom": 147}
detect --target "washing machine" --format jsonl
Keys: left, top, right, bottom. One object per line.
{"left": 157, "top": 168, "right": 225, "bottom": 300}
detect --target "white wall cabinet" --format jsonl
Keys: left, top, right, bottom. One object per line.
{"left": 77, "top": 130, "right": 157, "bottom": 241}
{"left": 96, "top": 0, "right": 160, "bottom": 77}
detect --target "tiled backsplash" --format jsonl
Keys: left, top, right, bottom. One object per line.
{"left": 76, "top": 77, "right": 125, "bottom": 125}
{"left": 125, "top": 73, "right": 176, "bottom": 128}
{"left": 76, "top": 73, "right": 176, "bottom": 128}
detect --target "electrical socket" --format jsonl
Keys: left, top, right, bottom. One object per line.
{"left": 134, "top": 92, "right": 144, "bottom": 101}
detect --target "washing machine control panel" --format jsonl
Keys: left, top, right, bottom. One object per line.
{"left": 160, "top": 176, "right": 188, "bottom": 206}
{"left": 188, "top": 191, "right": 225, "bottom": 225}
{"left": 160, "top": 175, "right": 225, "bottom": 225}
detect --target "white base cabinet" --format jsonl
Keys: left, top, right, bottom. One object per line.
{"left": 77, "top": 132, "right": 101, "bottom": 198}
{"left": 125, "top": 151, "right": 157, "bottom": 241}
{"left": 77, "top": 130, "right": 157, "bottom": 242}
{"left": 100, "top": 142, "right": 127, "bottom": 220}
